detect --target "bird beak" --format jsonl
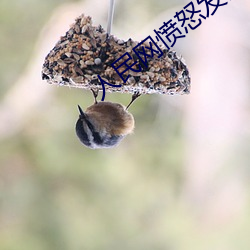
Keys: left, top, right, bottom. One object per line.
{"left": 77, "top": 105, "right": 86, "bottom": 119}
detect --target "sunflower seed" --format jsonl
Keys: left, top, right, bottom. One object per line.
{"left": 82, "top": 43, "right": 90, "bottom": 50}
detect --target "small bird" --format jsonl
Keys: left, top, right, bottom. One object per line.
{"left": 75, "top": 90, "right": 140, "bottom": 149}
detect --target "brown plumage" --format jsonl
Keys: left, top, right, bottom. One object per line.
{"left": 75, "top": 91, "right": 139, "bottom": 149}
{"left": 85, "top": 102, "right": 134, "bottom": 136}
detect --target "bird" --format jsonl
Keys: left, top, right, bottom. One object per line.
{"left": 75, "top": 90, "right": 140, "bottom": 149}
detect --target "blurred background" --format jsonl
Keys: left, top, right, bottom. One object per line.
{"left": 1, "top": 0, "right": 250, "bottom": 249}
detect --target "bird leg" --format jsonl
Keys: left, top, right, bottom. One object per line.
{"left": 126, "top": 91, "right": 141, "bottom": 110}
{"left": 91, "top": 89, "right": 99, "bottom": 104}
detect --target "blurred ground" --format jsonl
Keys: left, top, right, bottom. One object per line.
{"left": 1, "top": 1, "right": 250, "bottom": 250}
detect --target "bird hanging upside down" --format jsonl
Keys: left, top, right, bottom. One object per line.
{"left": 75, "top": 90, "right": 140, "bottom": 149}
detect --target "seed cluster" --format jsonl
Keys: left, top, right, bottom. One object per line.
{"left": 42, "top": 14, "right": 191, "bottom": 95}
